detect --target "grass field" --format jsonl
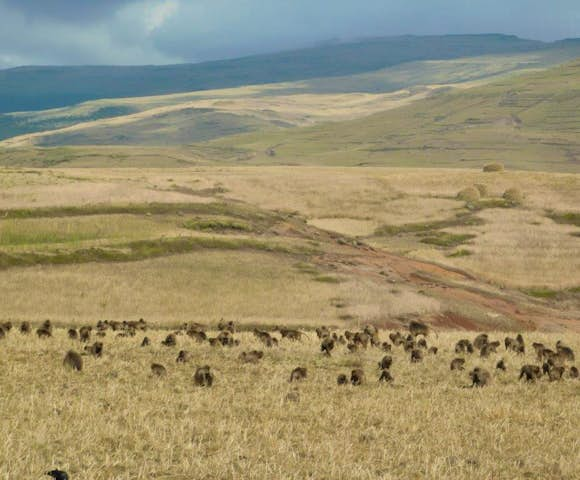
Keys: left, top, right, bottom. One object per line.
{"left": 0, "top": 326, "right": 578, "bottom": 479}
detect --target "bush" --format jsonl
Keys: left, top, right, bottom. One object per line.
{"left": 503, "top": 187, "right": 524, "bottom": 206}
{"left": 483, "top": 162, "right": 504, "bottom": 172}
{"left": 456, "top": 187, "right": 481, "bottom": 203}
{"left": 473, "top": 184, "right": 488, "bottom": 197}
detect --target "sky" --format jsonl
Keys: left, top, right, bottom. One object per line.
{"left": 0, "top": 0, "right": 579, "bottom": 69}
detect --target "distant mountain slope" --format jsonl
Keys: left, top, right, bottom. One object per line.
{"left": 3, "top": 43, "right": 580, "bottom": 144}
{"left": 0, "top": 34, "right": 551, "bottom": 114}
{"left": 207, "top": 60, "right": 580, "bottom": 172}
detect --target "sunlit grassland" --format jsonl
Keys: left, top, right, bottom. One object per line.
{"left": 0, "top": 328, "right": 578, "bottom": 479}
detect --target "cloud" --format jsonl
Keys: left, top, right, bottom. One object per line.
{"left": 144, "top": 0, "right": 179, "bottom": 34}
{"left": 0, "top": 0, "right": 578, "bottom": 68}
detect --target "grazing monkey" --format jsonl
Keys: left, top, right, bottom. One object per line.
{"left": 378, "top": 369, "right": 394, "bottom": 383}
{"left": 337, "top": 374, "right": 348, "bottom": 385}
{"left": 20, "top": 321, "right": 31, "bottom": 334}
{"left": 519, "top": 365, "right": 542, "bottom": 382}
{"left": 450, "top": 358, "right": 466, "bottom": 371}
{"left": 63, "top": 351, "right": 83, "bottom": 371}
{"left": 378, "top": 355, "right": 393, "bottom": 370}
{"left": 151, "top": 363, "right": 167, "bottom": 377}
{"left": 194, "top": 366, "right": 214, "bottom": 387}
{"left": 350, "top": 368, "right": 365, "bottom": 386}
{"left": 289, "top": 367, "right": 308, "bottom": 382}
{"left": 469, "top": 367, "right": 491, "bottom": 387}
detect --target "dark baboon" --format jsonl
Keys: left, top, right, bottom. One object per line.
{"left": 141, "top": 336, "right": 151, "bottom": 347}
{"left": 469, "top": 367, "right": 491, "bottom": 387}
{"left": 378, "top": 355, "right": 393, "bottom": 370}
{"left": 409, "top": 320, "right": 429, "bottom": 337}
{"left": 337, "top": 374, "right": 348, "bottom": 385}
{"left": 379, "top": 369, "right": 394, "bottom": 383}
{"left": 68, "top": 328, "right": 78, "bottom": 340}
{"left": 36, "top": 327, "right": 52, "bottom": 338}
{"left": 46, "top": 470, "right": 69, "bottom": 480}
{"left": 176, "top": 350, "right": 191, "bottom": 363}
{"left": 353, "top": 332, "right": 371, "bottom": 348}
{"left": 548, "top": 365, "right": 565, "bottom": 382}
{"left": 363, "top": 324, "right": 378, "bottom": 338}
{"left": 42, "top": 319, "right": 53, "bottom": 333}
{"left": 320, "top": 337, "right": 335, "bottom": 356}
{"left": 450, "top": 358, "right": 466, "bottom": 371}
{"left": 417, "top": 338, "right": 428, "bottom": 349}
{"left": 279, "top": 328, "right": 304, "bottom": 341}
{"left": 473, "top": 334, "right": 489, "bottom": 351}
{"left": 539, "top": 348, "right": 556, "bottom": 362}
{"left": 187, "top": 329, "right": 207, "bottom": 343}
{"left": 403, "top": 339, "right": 416, "bottom": 352}
{"left": 85, "top": 342, "right": 103, "bottom": 357}
{"left": 337, "top": 335, "right": 346, "bottom": 345}
{"left": 569, "top": 366, "right": 579, "bottom": 379}
{"left": 532, "top": 342, "right": 545, "bottom": 360}
{"left": 78, "top": 326, "right": 92, "bottom": 342}
{"left": 239, "top": 350, "right": 264, "bottom": 364}
{"left": 350, "top": 368, "right": 365, "bottom": 386}
{"left": 0, "top": 327, "right": 5, "bottom": 340}
{"left": 519, "top": 365, "right": 542, "bottom": 382}
{"left": 410, "top": 349, "right": 423, "bottom": 363}
{"left": 208, "top": 338, "right": 220, "bottom": 347}
{"left": 217, "top": 319, "right": 235, "bottom": 333}
{"left": 344, "top": 331, "right": 354, "bottom": 342}
{"left": 380, "top": 342, "right": 392, "bottom": 352}
{"left": 161, "top": 333, "right": 177, "bottom": 347}
{"left": 556, "top": 342, "right": 575, "bottom": 362}
{"left": 63, "top": 351, "right": 83, "bottom": 371}
{"left": 1, "top": 321, "right": 12, "bottom": 331}
{"left": 347, "top": 342, "right": 359, "bottom": 354}
{"left": 194, "top": 366, "right": 214, "bottom": 387}
{"left": 315, "top": 326, "right": 331, "bottom": 339}
{"left": 151, "top": 363, "right": 167, "bottom": 377}
{"left": 19, "top": 321, "right": 31, "bottom": 334}
{"left": 389, "top": 332, "right": 404, "bottom": 346}
{"left": 428, "top": 346, "right": 438, "bottom": 355}
{"left": 496, "top": 359, "right": 506, "bottom": 371}
{"left": 289, "top": 367, "right": 308, "bottom": 382}
{"left": 455, "top": 339, "right": 474, "bottom": 354}
{"left": 481, "top": 341, "right": 500, "bottom": 357}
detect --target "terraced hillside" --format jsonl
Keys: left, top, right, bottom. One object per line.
{"left": 207, "top": 60, "right": 580, "bottom": 172}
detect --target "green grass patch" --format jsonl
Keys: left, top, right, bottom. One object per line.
{"left": 294, "top": 262, "right": 320, "bottom": 275}
{"left": 375, "top": 212, "right": 483, "bottom": 236}
{"left": 546, "top": 211, "right": 580, "bottom": 227}
{"left": 524, "top": 286, "right": 580, "bottom": 299}
{"left": 420, "top": 232, "right": 476, "bottom": 248}
{"left": 0, "top": 236, "right": 317, "bottom": 271}
{"left": 182, "top": 218, "right": 252, "bottom": 233}
{"left": 447, "top": 249, "right": 474, "bottom": 258}
{"left": 313, "top": 275, "right": 343, "bottom": 284}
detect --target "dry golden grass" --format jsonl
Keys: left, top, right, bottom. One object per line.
{"left": 0, "top": 327, "right": 578, "bottom": 479}
{"left": 0, "top": 251, "right": 437, "bottom": 327}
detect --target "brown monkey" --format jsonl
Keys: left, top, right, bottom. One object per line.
{"left": 455, "top": 339, "right": 474, "bottom": 354}
{"left": 569, "top": 366, "right": 579, "bottom": 379}
{"left": 380, "top": 342, "right": 392, "bottom": 352}
{"left": 409, "top": 320, "right": 429, "bottom": 337}
{"left": 0, "top": 327, "right": 5, "bottom": 340}
{"left": 320, "top": 337, "right": 335, "bottom": 356}
{"left": 547, "top": 365, "right": 565, "bottom": 382}
{"left": 496, "top": 359, "right": 506, "bottom": 371}
{"left": 85, "top": 342, "right": 103, "bottom": 358}
{"left": 36, "top": 327, "right": 52, "bottom": 338}
{"left": 79, "top": 326, "right": 92, "bottom": 343}
{"left": 187, "top": 329, "right": 207, "bottom": 343}
{"left": 556, "top": 342, "right": 575, "bottom": 362}
{"left": 279, "top": 328, "right": 304, "bottom": 341}
{"left": 337, "top": 374, "right": 348, "bottom": 385}
{"left": 151, "top": 363, "right": 167, "bottom": 377}
{"left": 473, "top": 334, "right": 489, "bottom": 351}
{"left": 194, "top": 366, "right": 214, "bottom": 387}
{"left": 389, "top": 332, "right": 404, "bottom": 346}
{"left": 19, "top": 321, "right": 31, "bottom": 334}
{"left": 417, "top": 338, "right": 428, "bottom": 349}
{"left": 1, "top": 321, "right": 12, "bottom": 332}
{"left": 63, "top": 351, "right": 83, "bottom": 371}
{"left": 410, "top": 349, "right": 423, "bottom": 363}
{"left": 379, "top": 369, "right": 394, "bottom": 383}
{"left": 239, "top": 350, "right": 264, "bottom": 364}
{"left": 161, "top": 333, "right": 177, "bottom": 347}
{"left": 519, "top": 365, "right": 542, "bottom": 382}
{"left": 176, "top": 350, "right": 191, "bottom": 363}
{"left": 289, "top": 367, "right": 308, "bottom": 382}
{"left": 68, "top": 328, "right": 78, "bottom": 340}
{"left": 428, "top": 346, "right": 438, "bottom": 355}
{"left": 469, "top": 367, "right": 491, "bottom": 387}
{"left": 450, "top": 358, "right": 466, "bottom": 371}
{"left": 378, "top": 355, "right": 393, "bottom": 370}
{"left": 217, "top": 319, "right": 235, "bottom": 333}
{"left": 350, "top": 368, "right": 365, "bottom": 386}
{"left": 141, "top": 337, "right": 151, "bottom": 347}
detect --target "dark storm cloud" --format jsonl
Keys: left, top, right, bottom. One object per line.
{"left": 0, "top": 0, "right": 579, "bottom": 68}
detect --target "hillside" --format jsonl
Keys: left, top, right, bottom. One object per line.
{"left": 205, "top": 59, "right": 580, "bottom": 172}
{"left": 0, "top": 34, "right": 554, "bottom": 114}
{"left": 3, "top": 44, "right": 580, "bottom": 146}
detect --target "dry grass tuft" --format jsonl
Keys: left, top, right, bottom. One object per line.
{"left": 456, "top": 186, "right": 481, "bottom": 202}
{"left": 483, "top": 162, "right": 505, "bottom": 172}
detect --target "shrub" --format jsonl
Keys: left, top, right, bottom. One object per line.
{"left": 456, "top": 187, "right": 481, "bottom": 203}
{"left": 503, "top": 187, "right": 523, "bottom": 206}
{"left": 483, "top": 162, "right": 504, "bottom": 172}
